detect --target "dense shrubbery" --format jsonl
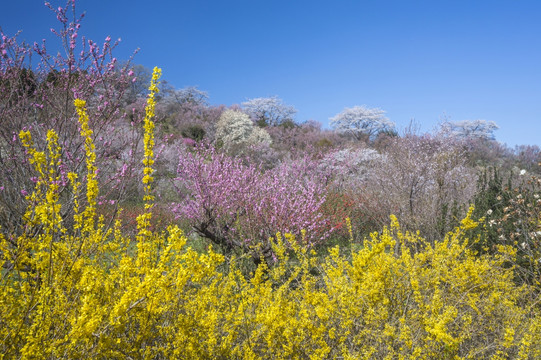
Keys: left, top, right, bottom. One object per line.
{"left": 1, "top": 2, "right": 541, "bottom": 358}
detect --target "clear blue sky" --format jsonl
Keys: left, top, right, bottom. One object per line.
{"left": 2, "top": 0, "right": 540, "bottom": 147}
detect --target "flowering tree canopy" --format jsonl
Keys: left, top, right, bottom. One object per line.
{"left": 242, "top": 96, "right": 297, "bottom": 127}
{"left": 320, "top": 148, "right": 383, "bottom": 190}
{"left": 330, "top": 105, "right": 395, "bottom": 141}
{"left": 173, "top": 147, "right": 331, "bottom": 265}
{"left": 215, "top": 109, "right": 271, "bottom": 149}
{"left": 440, "top": 119, "right": 499, "bottom": 140}
{"left": 162, "top": 86, "right": 209, "bottom": 108}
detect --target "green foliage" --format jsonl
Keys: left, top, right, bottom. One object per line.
{"left": 472, "top": 167, "right": 541, "bottom": 289}
{"left": 181, "top": 124, "right": 206, "bottom": 141}
{"left": 472, "top": 167, "right": 513, "bottom": 252}
{"left": 278, "top": 118, "right": 298, "bottom": 129}
{"left": 315, "top": 137, "right": 334, "bottom": 150}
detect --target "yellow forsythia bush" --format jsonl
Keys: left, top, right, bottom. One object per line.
{"left": 1, "top": 68, "right": 541, "bottom": 359}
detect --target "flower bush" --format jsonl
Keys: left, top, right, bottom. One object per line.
{"left": 173, "top": 147, "right": 331, "bottom": 266}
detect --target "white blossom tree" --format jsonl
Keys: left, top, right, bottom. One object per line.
{"left": 367, "top": 134, "right": 477, "bottom": 240}
{"left": 242, "top": 96, "right": 297, "bottom": 127}
{"left": 247, "top": 126, "right": 272, "bottom": 145}
{"left": 330, "top": 105, "right": 395, "bottom": 141}
{"left": 440, "top": 119, "right": 499, "bottom": 140}
{"left": 162, "top": 86, "right": 209, "bottom": 108}
{"left": 320, "top": 148, "right": 383, "bottom": 189}
{"left": 215, "top": 109, "right": 271, "bottom": 149}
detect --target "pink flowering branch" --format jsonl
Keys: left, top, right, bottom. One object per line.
{"left": 0, "top": 0, "right": 139, "bottom": 235}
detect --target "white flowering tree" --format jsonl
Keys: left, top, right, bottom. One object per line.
{"left": 162, "top": 86, "right": 209, "bottom": 108}
{"left": 242, "top": 96, "right": 297, "bottom": 127}
{"left": 440, "top": 119, "right": 499, "bottom": 140}
{"left": 215, "top": 109, "right": 271, "bottom": 149}
{"left": 330, "top": 105, "right": 395, "bottom": 141}
{"left": 369, "top": 134, "right": 477, "bottom": 240}
{"left": 320, "top": 148, "right": 383, "bottom": 189}
{"left": 247, "top": 127, "right": 273, "bottom": 145}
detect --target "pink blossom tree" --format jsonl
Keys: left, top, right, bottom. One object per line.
{"left": 173, "top": 146, "right": 332, "bottom": 266}
{"left": 0, "top": 1, "right": 137, "bottom": 234}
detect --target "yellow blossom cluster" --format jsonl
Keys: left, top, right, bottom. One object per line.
{"left": 74, "top": 98, "right": 99, "bottom": 234}
{"left": 141, "top": 67, "right": 161, "bottom": 202}
{"left": 2, "top": 204, "right": 540, "bottom": 358}
{"left": 136, "top": 67, "right": 161, "bottom": 267}
{"left": 133, "top": 66, "right": 160, "bottom": 234}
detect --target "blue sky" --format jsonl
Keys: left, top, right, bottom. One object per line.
{"left": 2, "top": 0, "right": 540, "bottom": 147}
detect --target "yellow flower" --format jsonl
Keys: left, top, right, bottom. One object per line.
{"left": 74, "top": 98, "right": 99, "bottom": 233}
{"left": 137, "top": 66, "right": 162, "bottom": 263}
{"left": 460, "top": 205, "right": 478, "bottom": 230}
